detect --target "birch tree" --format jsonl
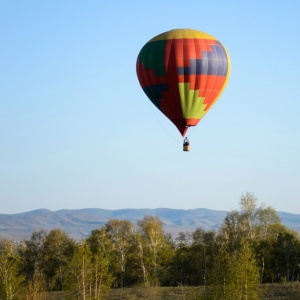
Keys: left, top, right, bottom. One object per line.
{"left": 64, "top": 242, "right": 112, "bottom": 300}
{"left": 138, "top": 215, "right": 167, "bottom": 286}
{"left": 0, "top": 240, "right": 25, "bottom": 300}
{"left": 105, "top": 219, "right": 133, "bottom": 287}
{"left": 208, "top": 240, "right": 260, "bottom": 300}
{"left": 64, "top": 242, "right": 93, "bottom": 300}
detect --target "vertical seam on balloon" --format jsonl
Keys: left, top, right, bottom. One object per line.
{"left": 143, "top": 42, "right": 159, "bottom": 109}
{"left": 190, "top": 37, "right": 198, "bottom": 120}
{"left": 182, "top": 34, "right": 190, "bottom": 121}
{"left": 214, "top": 44, "right": 226, "bottom": 103}
{"left": 168, "top": 37, "right": 177, "bottom": 122}
{"left": 141, "top": 43, "right": 153, "bottom": 104}
{"left": 186, "top": 34, "right": 192, "bottom": 122}
{"left": 168, "top": 38, "right": 180, "bottom": 125}
{"left": 149, "top": 42, "right": 156, "bottom": 97}
{"left": 175, "top": 32, "right": 182, "bottom": 121}
{"left": 151, "top": 41, "right": 161, "bottom": 106}
{"left": 207, "top": 43, "right": 230, "bottom": 110}
{"left": 200, "top": 41, "right": 209, "bottom": 110}
{"left": 194, "top": 40, "right": 204, "bottom": 120}
{"left": 204, "top": 43, "right": 218, "bottom": 112}
{"left": 182, "top": 39, "right": 188, "bottom": 118}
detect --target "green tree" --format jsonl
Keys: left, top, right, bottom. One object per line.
{"left": 64, "top": 242, "right": 93, "bottom": 300}
{"left": 239, "top": 192, "right": 258, "bottom": 239}
{"left": 130, "top": 225, "right": 149, "bottom": 286}
{"left": 170, "top": 229, "right": 211, "bottom": 286}
{"left": 191, "top": 229, "right": 218, "bottom": 285}
{"left": 41, "top": 229, "right": 76, "bottom": 291}
{"left": 105, "top": 219, "right": 133, "bottom": 287}
{"left": 256, "top": 205, "right": 280, "bottom": 239}
{"left": 138, "top": 215, "right": 169, "bottom": 286}
{"left": 91, "top": 250, "right": 113, "bottom": 300}
{"left": 155, "top": 233, "right": 175, "bottom": 287}
{"left": 64, "top": 242, "right": 112, "bottom": 300}
{"left": 21, "top": 230, "right": 47, "bottom": 284}
{"left": 86, "top": 228, "right": 112, "bottom": 260}
{"left": 271, "top": 227, "right": 300, "bottom": 282}
{"left": 252, "top": 223, "right": 288, "bottom": 283}
{"left": 169, "top": 232, "right": 193, "bottom": 286}
{"left": 208, "top": 240, "right": 260, "bottom": 300}
{"left": 0, "top": 240, "right": 25, "bottom": 300}
{"left": 221, "top": 209, "right": 243, "bottom": 250}
{"left": 221, "top": 193, "right": 281, "bottom": 248}
{"left": 20, "top": 230, "right": 48, "bottom": 299}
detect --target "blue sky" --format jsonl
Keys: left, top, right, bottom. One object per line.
{"left": 1, "top": 1, "right": 299, "bottom": 214}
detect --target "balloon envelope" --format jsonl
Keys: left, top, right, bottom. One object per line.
{"left": 136, "top": 29, "right": 231, "bottom": 136}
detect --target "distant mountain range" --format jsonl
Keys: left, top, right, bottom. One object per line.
{"left": 0, "top": 208, "right": 299, "bottom": 241}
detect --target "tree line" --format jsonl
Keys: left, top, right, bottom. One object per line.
{"left": 0, "top": 193, "right": 300, "bottom": 299}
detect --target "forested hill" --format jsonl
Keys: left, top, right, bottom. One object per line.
{"left": 0, "top": 208, "right": 299, "bottom": 241}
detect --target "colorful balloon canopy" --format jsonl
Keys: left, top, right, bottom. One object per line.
{"left": 136, "top": 28, "right": 231, "bottom": 137}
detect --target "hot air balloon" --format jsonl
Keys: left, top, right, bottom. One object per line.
{"left": 136, "top": 28, "right": 231, "bottom": 151}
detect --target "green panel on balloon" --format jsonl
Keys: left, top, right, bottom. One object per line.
{"left": 138, "top": 40, "right": 167, "bottom": 77}
{"left": 178, "top": 82, "right": 207, "bottom": 120}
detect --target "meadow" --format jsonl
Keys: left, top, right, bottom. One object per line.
{"left": 39, "top": 284, "right": 300, "bottom": 300}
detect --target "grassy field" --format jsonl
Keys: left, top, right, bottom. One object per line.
{"left": 102, "top": 284, "right": 300, "bottom": 300}
{"left": 39, "top": 283, "right": 300, "bottom": 300}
